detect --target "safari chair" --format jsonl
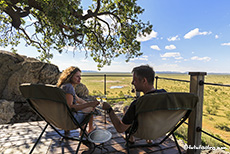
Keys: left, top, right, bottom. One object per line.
{"left": 19, "top": 83, "right": 94, "bottom": 154}
{"left": 125, "top": 92, "right": 198, "bottom": 154}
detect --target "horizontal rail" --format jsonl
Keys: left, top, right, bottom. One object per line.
{"left": 82, "top": 73, "right": 229, "bottom": 149}
{"left": 183, "top": 122, "right": 230, "bottom": 147}
{"left": 197, "top": 127, "right": 230, "bottom": 146}
{"left": 156, "top": 76, "right": 230, "bottom": 87}
{"left": 106, "top": 96, "right": 136, "bottom": 100}
{"left": 93, "top": 96, "right": 136, "bottom": 101}
{"left": 155, "top": 76, "right": 190, "bottom": 83}
{"left": 200, "top": 81, "right": 230, "bottom": 87}
{"left": 82, "top": 74, "right": 132, "bottom": 77}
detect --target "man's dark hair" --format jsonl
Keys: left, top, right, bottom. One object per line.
{"left": 132, "top": 65, "right": 155, "bottom": 85}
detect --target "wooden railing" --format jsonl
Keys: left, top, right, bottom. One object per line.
{"left": 155, "top": 72, "right": 230, "bottom": 154}
{"left": 83, "top": 72, "right": 230, "bottom": 154}
{"left": 187, "top": 72, "right": 207, "bottom": 154}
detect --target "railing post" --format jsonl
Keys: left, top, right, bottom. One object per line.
{"left": 104, "top": 74, "right": 106, "bottom": 95}
{"left": 103, "top": 74, "right": 107, "bottom": 124}
{"left": 187, "top": 72, "right": 207, "bottom": 154}
{"left": 155, "top": 76, "right": 159, "bottom": 90}
{"left": 136, "top": 91, "right": 140, "bottom": 98}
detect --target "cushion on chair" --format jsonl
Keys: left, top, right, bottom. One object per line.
{"left": 135, "top": 92, "right": 198, "bottom": 115}
{"left": 20, "top": 83, "right": 78, "bottom": 130}
{"left": 133, "top": 110, "right": 186, "bottom": 140}
{"left": 133, "top": 92, "right": 198, "bottom": 140}
{"left": 30, "top": 99, "right": 77, "bottom": 130}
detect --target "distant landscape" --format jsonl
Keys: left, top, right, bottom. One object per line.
{"left": 81, "top": 72, "right": 230, "bottom": 151}
{"left": 82, "top": 70, "right": 230, "bottom": 75}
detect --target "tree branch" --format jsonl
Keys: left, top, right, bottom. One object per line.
{"left": 4, "top": 4, "right": 21, "bottom": 28}
{"left": 18, "top": 27, "right": 46, "bottom": 51}
{"left": 94, "top": 0, "right": 101, "bottom": 14}
{"left": 59, "top": 24, "right": 84, "bottom": 43}
{"left": 96, "top": 16, "right": 112, "bottom": 46}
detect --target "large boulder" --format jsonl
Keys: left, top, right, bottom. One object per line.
{"left": 0, "top": 50, "right": 60, "bottom": 102}
{"left": 0, "top": 99, "right": 15, "bottom": 124}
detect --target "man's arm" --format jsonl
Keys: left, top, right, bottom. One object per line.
{"left": 103, "top": 102, "right": 131, "bottom": 133}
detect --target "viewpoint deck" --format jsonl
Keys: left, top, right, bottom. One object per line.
{"left": 0, "top": 115, "right": 185, "bottom": 154}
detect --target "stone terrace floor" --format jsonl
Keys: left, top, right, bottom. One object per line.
{"left": 0, "top": 114, "right": 185, "bottom": 154}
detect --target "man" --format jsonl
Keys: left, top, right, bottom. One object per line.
{"left": 102, "top": 65, "right": 166, "bottom": 143}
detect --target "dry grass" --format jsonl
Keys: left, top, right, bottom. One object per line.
{"left": 81, "top": 72, "right": 230, "bottom": 150}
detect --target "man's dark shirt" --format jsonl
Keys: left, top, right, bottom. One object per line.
{"left": 122, "top": 89, "right": 166, "bottom": 125}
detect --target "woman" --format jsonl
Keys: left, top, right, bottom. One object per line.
{"left": 57, "top": 66, "right": 99, "bottom": 134}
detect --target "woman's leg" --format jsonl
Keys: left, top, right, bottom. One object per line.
{"left": 81, "top": 107, "right": 96, "bottom": 133}
{"left": 87, "top": 116, "right": 94, "bottom": 133}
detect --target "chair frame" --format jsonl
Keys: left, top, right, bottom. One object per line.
{"left": 124, "top": 92, "right": 197, "bottom": 154}
{"left": 125, "top": 110, "right": 192, "bottom": 154}
{"left": 20, "top": 84, "right": 93, "bottom": 154}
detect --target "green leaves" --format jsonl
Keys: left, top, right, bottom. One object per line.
{"left": 1, "top": 0, "right": 153, "bottom": 69}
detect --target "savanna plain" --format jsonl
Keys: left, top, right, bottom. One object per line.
{"left": 81, "top": 72, "right": 230, "bottom": 151}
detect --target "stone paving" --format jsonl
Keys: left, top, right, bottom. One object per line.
{"left": 0, "top": 115, "right": 184, "bottom": 154}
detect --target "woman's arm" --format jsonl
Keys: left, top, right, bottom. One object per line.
{"left": 66, "top": 94, "right": 99, "bottom": 111}
{"left": 75, "top": 94, "right": 87, "bottom": 104}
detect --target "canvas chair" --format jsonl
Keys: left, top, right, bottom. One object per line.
{"left": 125, "top": 92, "right": 198, "bottom": 154}
{"left": 19, "top": 83, "right": 94, "bottom": 154}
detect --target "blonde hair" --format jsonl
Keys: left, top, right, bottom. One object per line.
{"left": 57, "top": 66, "right": 81, "bottom": 87}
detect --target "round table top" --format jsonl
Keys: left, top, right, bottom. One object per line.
{"left": 88, "top": 129, "right": 112, "bottom": 143}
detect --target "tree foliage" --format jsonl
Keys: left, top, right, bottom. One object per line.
{"left": 0, "top": 0, "right": 152, "bottom": 68}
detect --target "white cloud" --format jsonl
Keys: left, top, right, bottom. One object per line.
{"left": 154, "top": 63, "right": 188, "bottom": 73}
{"left": 26, "top": 17, "right": 37, "bottom": 23}
{"left": 0, "top": 47, "right": 8, "bottom": 50}
{"left": 130, "top": 55, "right": 148, "bottom": 61}
{"left": 160, "top": 52, "right": 183, "bottom": 61}
{"left": 81, "top": 59, "right": 90, "bottom": 63}
{"left": 191, "top": 56, "right": 211, "bottom": 62}
{"left": 167, "top": 35, "right": 180, "bottom": 41}
{"left": 150, "top": 45, "right": 161, "bottom": 50}
{"left": 136, "top": 30, "right": 158, "bottom": 42}
{"left": 175, "top": 56, "right": 183, "bottom": 60}
{"left": 221, "top": 42, "right": 230, "bottom": 46}
{"left": 63, "top": 46, "right": 77, "bottom": 51}
{"left": 215, "top": 35, "right": 219, "bottom": 39}
{"left": 139, "top": 57, "right": 148, "bottom": 61}
{"left": 184, "top": 28, "right": 212, "bottom": 39}
{"left": 160, "top": 52, "right": 181, "bottom": 58}
{"left": 165, "top": 45, "right": 176, "bottom": 50}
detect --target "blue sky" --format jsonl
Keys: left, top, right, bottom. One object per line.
{"left": 1, "top": 0, "right": 230, "bottom": 73}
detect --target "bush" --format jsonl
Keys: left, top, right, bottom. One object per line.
{"left": 201, "top": 133, "right": 225, "bottom": 148}
{"left": 175, "top": 124, "right": 188, "bottom": 141}
{"left": 175, "top": 125, "right": 228, "bottom": 150}
{"left": 208, "top": 117, "right": 214, "bottom": 121}
{"left": 206, "top": 105, "right": 217, "bottom": 115}
{"left": 215, "top": 123, "right": 230, "bottom": 132}
{"left": 118, "top": 91, "right": 124, "bottom": 97}
{"left": 225, "top": 111, "right": 230, "bottom": 120}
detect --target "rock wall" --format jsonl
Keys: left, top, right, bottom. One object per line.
{"left": 9, "top": 101, "right": 42, "bottom": 124}
{"left": 0, "top": 50, "right": 60, "bottom": 124}
{"left": 0, "top": 50, "right": 60, "bottom": 102}
{"left": 0, "top": 100, "right": 15, "bottom": 124}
